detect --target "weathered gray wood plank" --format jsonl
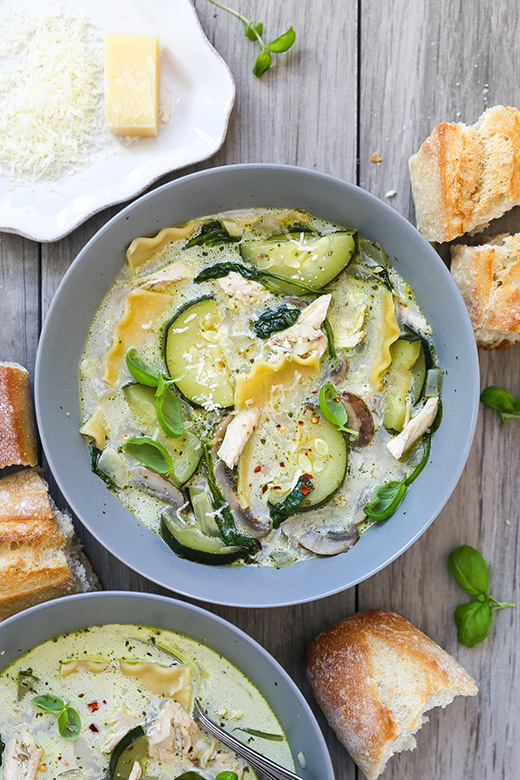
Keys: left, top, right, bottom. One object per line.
{"left": 358, "top": 2, "right": 520, "bottom": 779}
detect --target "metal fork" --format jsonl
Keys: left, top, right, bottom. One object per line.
{"left": 193, "top": 698, "right": 304, "bottom": 780}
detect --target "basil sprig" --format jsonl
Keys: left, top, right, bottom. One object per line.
{"left": 194, "top": 261, "right": 323, "bottom": 295}
{"left": 448, "top": 545, "right": 515, "bottom": 647}
{"left": 363, "top": 435, "right": 431, "bottom": 522}
{"left": 318, "top": 384, "right": 356, "bottom": 435}
{"left": 126, "top": 349, "right": 184, "bottom": 439}
{"left": 206, "top": 0, "right": 295, "bottom": 78}
{"left": 32, "top": 695, "right": 81, "bottom": 741}
{"left": 122, "top": 437, "right": 172, "bottom": 476}
{"left": 480, "top": 385, "right": 520, "bottom": 425}
{"left": 269, "top": 475, "right": 314, "bottom": 527}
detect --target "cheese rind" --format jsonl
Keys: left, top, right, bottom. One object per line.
{"left": 104, "top": 33, "right": 160, "bottom": 137}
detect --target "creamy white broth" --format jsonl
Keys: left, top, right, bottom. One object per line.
{"left": 79, "top": 208, "right": 440, "bottom": 567}
{"left": 0, "top": 623, "right": 293, "bottom": 779}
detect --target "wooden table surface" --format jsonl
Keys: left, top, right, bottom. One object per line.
{"left": 1, "top": 1, "right": 519, "bottom": 778}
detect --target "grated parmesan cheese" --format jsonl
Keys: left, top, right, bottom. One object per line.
{"left": 0, "top": 5, "right": 107, "bottom": 184}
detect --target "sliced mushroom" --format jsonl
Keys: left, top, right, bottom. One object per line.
{"left": 340, "top": 392, "right": 375, "bottom": 447}
{"left": 329, "top": 354, "right": 349, "bottom": 383}
{"left": 298, "top": 527, "right": 359, "bottom": 556}
{"left": 211, "top": 416, "right": 272, "bottom": 539}
{"left": 128, "top": 466, "right": 185, "bottom": 509}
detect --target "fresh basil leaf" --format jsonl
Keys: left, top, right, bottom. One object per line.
{"left": 253, "top": 48, "right": 273, "bottom": 77}
{"left": 122, "top": 437, "right": 172, "bottom": 476}
{"left": 448, "top": 545, "right": 489, "bottom": 597}
{"left": 454, "top": 600, "right": 493, "bottom": 647}
{"left": 266, "top": 26, "right": 296, "bottom": 53}
{"left": 126, "top": 348, "right": 159, "bottom": 387}
{"left": 58, "top": 706, "right": 81, "bottom": 741}
{"left": 363, "top": 480, "right": 407, "bottom": 521}
{"left": 269, "top": 475, "right": 314, "bottom": 527}
{"left": 155, "top": 377, "right": 184, "bottom": 438}
{"left": 234, "top": 726, "right": 284, "bottom": 741}
{"left": 32, "top": 694, "right": 65, "bottom": 713}
{"left": 244, "top": 20, "right": 263, "bottom": 40}
{"left": 319, "top": 384, "right": 352, "bottom": 433}
{"left": 480, "top": 385, "right": 515, "bottom": 413}
{"left": 252, "top": 305, "right": 300, "bottom": 338}
{"left": 215, "top": 773, "right": 239, "bottom": 780}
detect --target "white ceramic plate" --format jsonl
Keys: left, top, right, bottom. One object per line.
{"left": 0, "top": 0, "right": 235, "bottom": 242}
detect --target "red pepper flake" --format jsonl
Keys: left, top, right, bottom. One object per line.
{"left": 89, "top": 724, "right": 99, "bottom": 733}
{"left": 262, "top": 484, "right": 268, "bottom": 494}
{"left": 279, "top": 461, "right": 285, "bottom": 467}
{"left": 87, "top": 701, "right": 99, "bottom": 712}
{"left": 218, "top": 360, "right": 225, "bottom": 368}
{"left": 272, "top": 485, "right": 282, "bottom": 490}
{"left": 254, "top": 465, "right": 262, "bottom": 473}
{"left": 298, "top": 420, "right": 304, "bottom": 425}
{"left": 311, "top": 416, "right": 319, "bottom": 424}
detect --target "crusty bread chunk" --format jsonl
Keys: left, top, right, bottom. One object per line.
{"left": 0, "top": 361, "right": 37, "bottom": 468}
{"left": 0, "top": 469, "right": 98, "bottom": 620}
{"left": 451, "top": 233, "right": 520, "bottom": 349}
{"left": 307, "top": 609, "right": 477, "bottom": 780}
{"left": 409, "top": 105, "right": 520, "bottom": 242}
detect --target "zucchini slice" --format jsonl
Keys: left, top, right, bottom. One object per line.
{"left": 240, "top": 231, "right": 356, "bottom": 293}
{"left": 381, "top": 338, "right": 426, "bottom": 431}
{"left": 164, "top": 297, "right": 234, "bottom": 408}
{"left": 160, "top": 509, "right": 244, "bottom": 565}
{"left": 123, "top": 383, "right": 157, "bottom": 425}
{"left": 109, "top": 725, "right": 147, "bottom": 780}
{"left": 250, "top": 405, "right": 348, "bottom": 514}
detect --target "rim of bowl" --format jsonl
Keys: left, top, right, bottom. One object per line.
{"left": 35, "top": 163, "right": 480, "bottom": 608}
{"left": 0, "top": 590, "right": 335, "bottom": 780}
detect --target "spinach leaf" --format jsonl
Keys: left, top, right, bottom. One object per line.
{"left": 252, "top": 305, "right": 300, "bottom": 338}
{"left": 234, "top": 726, "right": 284, "bottom": 741}
{"left": 185, "top": 220, "right": 241, "bottom": 248}
{"left": 194, "top": 261, "right": 323, "bottom": 295}
{"left": 122, "top": 437, "right": 172, "bottom": 476}
{"left": 322, "top": 318, "right": 337, "bottom": 360}
{"left": 203, "top": 444, "right": 259, "bottom": 554}
{"left": 269, "top": 475, "right": 314, "bottom": 527}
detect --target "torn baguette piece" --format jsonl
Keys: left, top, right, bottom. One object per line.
{"left": 0, "top": 361, "right": 37, "bottom": 468}
{"left": 0, "top": 469, "right": 99, "bottom": 621}
{"left": 409, "top": 105, "right": 520, "bottom": 242}
{"left": 451, "top": 233, "right": 520, "bottom": 349}
{"left": 307, "top": 609, "right": 477, "bottom": 780}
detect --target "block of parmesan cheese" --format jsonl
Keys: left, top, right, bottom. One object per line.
{"left": 104, "top": 33, "right": 160, "bottom": 137}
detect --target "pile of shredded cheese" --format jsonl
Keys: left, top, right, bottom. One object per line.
{"left": 0, "top": 6, "right": 106, "bottom": 185}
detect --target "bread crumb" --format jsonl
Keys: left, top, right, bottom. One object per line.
{"left": 370, "top": 153, "right": 382, "bottom": 163}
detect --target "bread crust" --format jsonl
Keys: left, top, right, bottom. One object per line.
{"left": 409, "top": 105, "right": 520, "bottom": 242}
{"left": 0, "top": 469, "right": 99, "bottom": 620}
{"left": 307, "top": 609, "right": 477, "bottom": 780}
{"left": 451, "top": 234, "right": 520, "bottom": 348}
{"left": 0, "top": 361, "right": 37, "bottom": 468}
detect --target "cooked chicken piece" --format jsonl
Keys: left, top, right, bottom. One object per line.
{"left": 217, "top": 408, "right": 260, "bottom": 469}
{"left": 387, "top": 397, "right": 439, "bottom": 459}
{"left": 3, "top": 731, "right": 43, "bottom": 780}
{"left": 395, "top": 299, "right": 431, "bottom": 335}
{"left": 148, "top": 699, "right": 201, "bottom": 759}
{"left": 101, "top": 708, "right": 140, "bottom": 753}
{"left": 128, "top": 761, "right": 142, "bottom": 780}
{"left": 216, "top": 271, "right": 268, "bottom": 310}
{"left": 136, "top": 260, "right": 192, "bottom": 290}
{"left": 265, "top": 294, "right": 332, "bottom": 361}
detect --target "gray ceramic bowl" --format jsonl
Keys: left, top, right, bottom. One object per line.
{"left": 35, "top": 164, "right": 479, "bottom": 607}
{"left": 0, "top": 591, "right": 333, "bottom": 780}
